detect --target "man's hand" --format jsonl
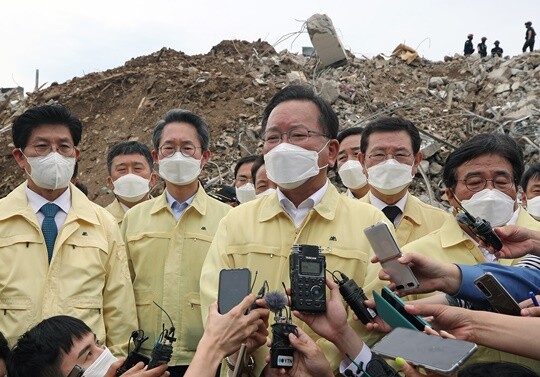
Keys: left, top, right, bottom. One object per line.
{"left": 105, "top": 359, "right": 170, "bottom": 377}
{"left": 488, "top": 225, "right": 538, "bottom": 259}
{"left": 403, "top": 304, "right": 476, "bottom": 342}
{"left": 263, "top": 327, "right": 333, "bottom": 377}
{"left": 375, "top": 253, "right": 462, "bottom": 296}
{"left": 292, "top": 278, "right": 348, "bottom": 343}
{"left": 202, "top": 294, "right": 269, "bottom": 358}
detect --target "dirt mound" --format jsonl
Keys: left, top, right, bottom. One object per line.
{"left": 1, "top": 40, "right": 539, "bottom": 206}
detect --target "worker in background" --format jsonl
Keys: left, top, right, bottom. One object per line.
{"left": 491, "top": 40, "right": 504, "bottom": 57}
{"left": 464, "top": 34, "right": 475, "bottom": 56}
{"left": 523, "top": 21, "right": 536, "bottom": 52}
{"left": 477, "top": 37, "right": 488, "bottom": 58}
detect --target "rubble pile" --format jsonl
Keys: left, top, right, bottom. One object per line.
{"left": 0, "top": 39, "right": 539, "bottom": 206}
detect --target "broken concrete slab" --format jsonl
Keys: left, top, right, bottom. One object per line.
{"left": 306, "top": 14, "right": 348, "bottom": 68}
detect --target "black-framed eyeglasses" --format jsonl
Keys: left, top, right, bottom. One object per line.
{"left": 262, "top": 126, "right": 329, "bottom": 145}
{"left": 158, "top": 142, "right": 202, "bottom": 158}
{"left": 457, "top": 175, "right": 515, "bottom": 192}
{"left": 367, "top": 152, "right": 412, "bottom": 164}
{"left": 27, "top": 143, "right": 76, "bottom": 157}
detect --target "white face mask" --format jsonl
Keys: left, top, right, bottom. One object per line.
{"left": 526, "top": 196, "right": 540, "bottom": 220}
{"left": 158, "top": 152, "right": 201, "bottom": 185}
{"left": 256, "top": 188, "right": 277, "bottom": 198}
{"left": 264, "top": 142, "right": 328, "bottom": 190}
{"left": 461, "top": 189, "right": 515, "bottom": 226}
{"left": 367, "top": 158, "right": 413, "bottom": 195}
{"left": 23, "top": 151, "right": 76, "bottom": 190}
{"left": 236, "top": 182, "right": 257, "bottom": 203}
{"left": 338, "top": 160, "right": 368, "bottom": 189}
{"left": 112, "top": 173, "right": 151, "bottom": 203}
{"left": 82, "top": 347, "right": 117, "bottom": 377}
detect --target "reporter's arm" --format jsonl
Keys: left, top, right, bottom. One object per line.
{"left": 186, "top": 295, "right": 267, "bottom": 377}
{"left": 405, "top": 303, "right": 540, "bottom": 360}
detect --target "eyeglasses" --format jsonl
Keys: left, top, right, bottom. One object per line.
{"left": 262, "top": 126, "right": 329, "bottom": 145}
{"left": 159, "top": 142, "right": 202, "bottom": 158}
{"left": 28, "top": 143, "right": 76, "bottom": 157}
{"left": 457, "top": 175, "right": 515, "bottom": 192}
{"left": 367, "top": 152, "right": 412, "bottom": 164}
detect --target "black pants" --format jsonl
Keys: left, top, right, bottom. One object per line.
{"left": 168, "top": 365, "right": 221, "bottom": 377}
{"left": 523, "top": 39, "right": 535, "bottom": 52}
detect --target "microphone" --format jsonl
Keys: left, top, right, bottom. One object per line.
{"left": 266, "top": 290, "right": 297, "bottom": 369}
{"left": 265, "top": 291, "right": 288, "bottom": 313}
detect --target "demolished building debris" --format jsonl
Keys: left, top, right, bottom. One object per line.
{"left": 0, "top": 40, "right": 539, "bottom": 207}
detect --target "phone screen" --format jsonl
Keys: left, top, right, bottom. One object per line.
{"left": 218, "top": 268, "right": 251, "bottom": 314}
{"left": 372, "top": 327, "right": 477, "bottom": 375}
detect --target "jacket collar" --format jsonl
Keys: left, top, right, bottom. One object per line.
{"left": 0, "top": 182, "right": 100, "bottom": 225}
{"left": 150, "top": 184, "right": 208, "bottom": 217}
{"left": 259, "top": 181, "right": 339, "bottom": 223}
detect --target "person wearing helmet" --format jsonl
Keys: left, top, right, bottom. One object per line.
{"left": 492, "top": 40, "right": 504, "bottom": 57}
{"left": 523, "top": 21, "right": 536, "bottom": 52}
{"left": 464, "top": 33, "right": 475, "bottom": 56}
{"left": 477, "top": 37, "right": 488, "bottom": 58}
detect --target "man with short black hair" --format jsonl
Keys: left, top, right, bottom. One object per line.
{"left": 491, "top": 40, "right": 504, "bottom": 57}
{"left": 521, "top": 163, "right": 540, "bottom": 220}
{"left": 401, "top": 133, "right": 540, "bottom": 372}
{"left": 233, "top": 155, "right": 258, "bottom": 204}
{"left": 464, "top": 34, "right": 475, "bottom": 56}
{"left": 200, "top": 85, "right": 390, "bottom": 376}
{"left": 121, "top": 109, "right": 231, "bottom": 376}
{"left": 478, "top": 37, "right": 488, "bottom": 57}
{"left": 358, "top": 116, "right": 450, "bottom": 246}
{"left": 336, "top": 126, "right": 369, "bottom": 199}
{"left": 6, "top": 315, "right": 169, "bottom": 377}
{"left": 105, "top": 141, "right": 157, "bottom": 225}
{"left": 1, "top": 104, "right": 137, "bottom": 356}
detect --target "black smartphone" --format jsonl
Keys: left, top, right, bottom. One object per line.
{"left": 67, "top": 365, "right": 85, "bottom": 377}
{"left": 372, "top": 327, "right": 477, "bottom": 375}
{"left": 218, "top": 268, "right": 251, "bottom": 314}
{"left": 474, "top": 272, "right": 521, "bottom": 316}
{"left": 373, "top": 286, "right": 431, "bottom": 331}
{"left": 364, "top": 222, "right": 419, "bottom": 292}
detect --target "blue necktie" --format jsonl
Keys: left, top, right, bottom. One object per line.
{"left": 40, "top": 203, "right": 60, "bottom": 262}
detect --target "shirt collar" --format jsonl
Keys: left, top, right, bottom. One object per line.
{"left": 26, "top": 184, "right": 71, "bottom": 215}
{"left": 369, "top": 191, "right": 408, "bottom": 213}
{"left": 277, "top": 180, "right": 328, "bottom": 212}
{"left": 165, "top": 189, "right": 195, "bottom": 211}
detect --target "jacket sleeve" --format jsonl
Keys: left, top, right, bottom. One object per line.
{"left": 200, "top": 215, "right": 231, "bottom": 326}
{"left": 101, "top": 212, "right": 138, "bottom": 357}
{"left": 454, "top": 263, "right": 540, "bottom": 304}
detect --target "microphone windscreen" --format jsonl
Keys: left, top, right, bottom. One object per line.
{"left": 265, "top": 290, "right": 288, "bottom": 313}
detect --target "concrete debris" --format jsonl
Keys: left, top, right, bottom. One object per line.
{"left": 306, "top": 14, "right": 348, "bottom": 68}
{"left": 0, "top": 39, "right": 539, "bottom": 207}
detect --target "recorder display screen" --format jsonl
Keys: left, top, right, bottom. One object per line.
{"left": 300, "top": 261, "right": 321, "bottom": 275}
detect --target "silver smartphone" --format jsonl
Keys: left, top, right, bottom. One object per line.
{"left": 474, "top": 272, "right": 521, "bottom": 316}
{"left": 372, "top": 327, "right": 477, "bottom": 375}
{"left": 364, "top": 222, "right": 419, "bottom": 292}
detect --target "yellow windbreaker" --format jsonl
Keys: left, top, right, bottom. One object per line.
{"left": 122, "top": 185, "right": 230, "bottom": 366}
{"left": 0, "top": 182, "right": 137, "bottom": 356}
{"left": 200, "top": 182, "right": 391, "bottom": 376}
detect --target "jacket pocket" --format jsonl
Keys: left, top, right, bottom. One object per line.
{"left": 134, "top": 290, "right": 158, "bottom": 352}
{"left": 323, "top": 246, "right": 369, "bottom": 284}
{"left": 0, "top": 296, "right": 33, "bottom": 344}
{"left": 65, "top": 296, "right": 105, "bottom": 340}
{"left": 180, "top": 292, "right": 204, "bottom": 352}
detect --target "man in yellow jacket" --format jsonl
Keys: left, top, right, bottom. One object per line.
{"left": 121, "top": 109, "right": 231, "bottom": 377}
{"left": 400, "top": 133, "right": 540, "bottom": 372}
{"left": 104, "top": 140, "right": 157, "bottom": 226}
{"left": 200, "top": 85, "right": 391, "bottom": 376}
{"left": 1, "top": 104, "right": 137, "bottom": 356}
{"left": 357, "top": 117, "right": 450, "bottom": 247}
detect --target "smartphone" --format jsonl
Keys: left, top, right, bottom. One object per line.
{"left": 372, "top": 327, "right": 477, "bottom": 375}
{"left": 364, "top": 222, "right": 419, "bottom": 292}
{"left": 474, "top": 272, "right": 521, "bottom": 316}
{"left": 373, "top": 286, "right": 431, "bottom": 331}
{"left": 67, "top": 365, "right": 85, "bottom": 377}
{"left": 218, "top": 268, "right": 252, "bottom": 314}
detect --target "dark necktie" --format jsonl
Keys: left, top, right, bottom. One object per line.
{"left": 40, "top": 203, "right": 60, "bottom": 262}
{"left": 382, "top": 205, "right": 401, "bottom": 225}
